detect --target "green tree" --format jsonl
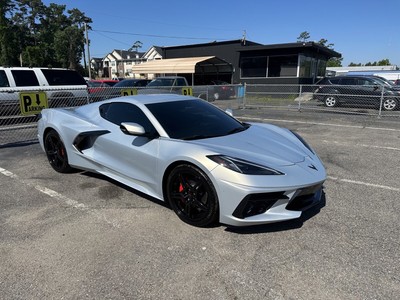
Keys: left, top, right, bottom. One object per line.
{"left": 0, "top": 0, "right": 91, "bottom": 70}
{"left": 129, "top": 40, "right": 143, "bottom": 52}
{"left": 0, "top": 0, "right": 17, "bottom": 65}
{"left": 327, "top": 57, "right": 343, "bottom": 67}
{"left": 316, "top": 37, "right": 342, "bottom": 67}
{"left": 317, "top": 38, "right": 334, "bottom": 49}
{"left": 297, "top": 31, "right": 310, "bottom": 42}
{"left": 54, "top": 26, "right": 84, "bottom": 69}
{"left": 377, "top": 59, "right": 391, "bottom": 66}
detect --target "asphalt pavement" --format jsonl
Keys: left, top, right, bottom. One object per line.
{"left": 0, "top": 106, "right": 399, "bottom": 299}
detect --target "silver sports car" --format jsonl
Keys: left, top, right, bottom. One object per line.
{"left": 38, "top": 94, "right": 326, "bottom": 227}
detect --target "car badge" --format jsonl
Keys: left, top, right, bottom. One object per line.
{"left": 308, "top": 164, "right": 318, "bottom": 171}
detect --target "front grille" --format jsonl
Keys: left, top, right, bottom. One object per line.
{"left": 286, "top": 184, "right": 323, "bottom": 211}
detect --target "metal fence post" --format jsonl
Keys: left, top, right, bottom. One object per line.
{"left": 298, "top": 85, "right": 302, "bottom": 111}
{"left": 378, "top": 86, "right": 384, "bottom": 118}
{"left": 242, "top": 83, "right": 247, "bottom": 109}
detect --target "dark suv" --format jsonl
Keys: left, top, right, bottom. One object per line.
{"left": 313, "top": 75, "right": 400, "bottom": 111}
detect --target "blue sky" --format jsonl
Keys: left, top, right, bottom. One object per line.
{"left": 42, "top": 0, "right": 400, "bottom": 66}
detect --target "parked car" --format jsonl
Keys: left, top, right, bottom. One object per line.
{"left": 139, "top": 76, "right": 190, "bottom": 95}
{"left": 38, "top": 94, "right": 326, "bottom": 227}
{"left": 210, "top": 80, "right": 236, "bottom": 100}
{"left": 314, "top": 75, "right": 400, "bottom": 111}
{"left": 114, "top": 79, "right": 151, "bottom": 88}
{"left": 89, "top": 79, "right": 151, "bottom": 102}
{"left": 87, "top": 79, "right": 118, "bottom": 93}
{"left": 0, "top": 67, "right": 88, "bottom": 116}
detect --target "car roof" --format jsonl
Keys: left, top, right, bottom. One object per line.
{"left": 90, "top": 79, "right": 118, "bottom": 82}
{"left": 72, "top": 94, "right": 197, "bottom": 120}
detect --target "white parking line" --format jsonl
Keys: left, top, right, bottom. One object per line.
{"left": 0, "top": 167, "right": 121, "bottom": 228}
{"left": 321, "top": 140, "right": 400, "bottom": 151}
{"left": 243, "top": 117, "right": 400, "bottom": 132}
{"left": 327, "top": 176, "right": 400, "bottom": 192}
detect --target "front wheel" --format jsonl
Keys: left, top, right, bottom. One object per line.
{"left": 44, "top": 130, "right": 73, "bottom": 173}
{"left": 324, "top": 95, "right": 338, "bottom": 107}
{"left": 382, "top": 98, "right": 398, "bottom": 111}
{"left": 166, "top": 164, "right": 219, "bottom": 227}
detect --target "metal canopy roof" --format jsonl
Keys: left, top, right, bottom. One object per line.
{"left": 131, "top": 56, "right": 233, "bottom": 74}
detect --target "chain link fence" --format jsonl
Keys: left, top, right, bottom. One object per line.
{"left": 1, "top": 83, "right": 399, "bottom": 147}
{"left": 241, "top": 84, "right": 400, "bottom": 118}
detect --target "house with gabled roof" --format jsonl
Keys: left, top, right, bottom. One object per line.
{"left": 100, "top": 49, "right": 146, "bottom": 79}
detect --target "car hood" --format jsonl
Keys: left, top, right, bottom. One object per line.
{"left": 189, "top": 124, "right": 308, "bottom": 167}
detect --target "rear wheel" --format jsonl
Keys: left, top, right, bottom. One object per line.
{"left": 382, "top": 98, "right": 398, "bottom": 111}
{"left": 44, "top": 130, "right": 73, "bottom": 173}
{"left": 324, "top": 95, "right": 338, "bottom": 107}
{"left": 166, "top": 164, "right": 219, "bottom": 227}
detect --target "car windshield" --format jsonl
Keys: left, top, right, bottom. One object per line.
{"left": 115, "top": 80, "right": 138, "bottom": 87}
{"left": 146, "top": 99, "right": 248, "bottom": 140}
{"left": 372, "top": 76, "right": 394, "bottom": 87}
{"left": 147, "top": 78, "right": 176, "bottom": 87}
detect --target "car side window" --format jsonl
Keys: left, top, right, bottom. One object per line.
{"left": 340, "top": 78, "right": 356, "bottom": 85}
{"left": 0, "top": 70, "right": 10, "bottom": 87}
{"left": 100, "top": 102, "right": 156, "bottom": 134}
{"left": 328, "top": 78, "right": 340, "bottom": 84}
{"left": 176, "top": 78, "right": 187, "bottom": 86}
{"left": 11, "top": 70, "right": 39, "bottom": 86}
{"left": 358, "top": 79, "right": 373, "bottom": 86}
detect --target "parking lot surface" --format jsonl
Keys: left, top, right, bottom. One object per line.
{"left": 1, "top": 107, "right": 399, "bottom": 299}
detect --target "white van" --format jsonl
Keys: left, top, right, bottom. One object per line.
{"left": 0, "top": 67, "right": 88, "bottom": 116}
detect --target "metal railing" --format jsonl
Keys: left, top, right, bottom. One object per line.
{"left": 241, "top": 84, "right": 400, "bottom": 118}
{"left": 1, "top": 83, "right": 399, "bottom": 147}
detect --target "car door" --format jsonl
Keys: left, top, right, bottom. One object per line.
{"left": 356, "top": 78, "right": 383, "bottom": 106}
{"left": 338, "top": 77, "right": 358, "bottom": 104}
{"left": 91, "top": 102, "right": 161, "bottom": 196}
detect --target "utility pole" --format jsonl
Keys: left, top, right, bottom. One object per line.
{"left": 84, "top": 22, "right": 92, "bottom": 79}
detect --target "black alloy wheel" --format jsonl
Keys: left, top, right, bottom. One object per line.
{"left": 166, "top": 164, "right": 219, "bottom": 227}
{"left": 44, "top": 130, "right": 73, "bottom": 173}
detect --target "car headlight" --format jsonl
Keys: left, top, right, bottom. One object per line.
{"left": 290, "top": 130, "right": 315, "bottom": 154}
{"left": 207, "top": 155, "right": 284, "bottom": 175}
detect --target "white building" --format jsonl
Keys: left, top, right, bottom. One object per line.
{"left": 101, "top": 50, "right": 146, "bottom": 79}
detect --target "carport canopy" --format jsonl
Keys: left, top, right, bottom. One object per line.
{"left": 131, "top": 56, "right": 233, "bottom": 74}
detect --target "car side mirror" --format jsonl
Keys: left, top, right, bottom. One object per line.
{"left": 120, "top": 122, "right": 146, "bottom": 136}
{"left": 120, "top": 122, "right": 158, "bottom": 139}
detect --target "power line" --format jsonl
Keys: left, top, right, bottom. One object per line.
{"left": 92, "top": 29, "right": 236, "bottom": 41}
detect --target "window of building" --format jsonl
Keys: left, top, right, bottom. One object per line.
{"left": 299, "top": 55, "right": 312, "bottom": 78}
{"left": 240, "top": 56, "right": 267, "bottom": 78}
{"left": 240, "top": 55, "right": 298, "bottom": 78}
{"left": 317, "top": 59, "right": 327, "bottom": 77}
{"left": 267, "top": 55, "right": 298, "bottom": 77}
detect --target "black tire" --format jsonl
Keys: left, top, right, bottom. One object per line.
{"left": 382, "top": 98, "right": 398, "bottom": 111}
{"left": 44, "top": 130, "right": 73, "bottom": 173}
{"left": 324, "top": 95, "right": 338, "bottom": 107}
{"left": 166, "top": 164, "right": 219, "bottom": 227}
